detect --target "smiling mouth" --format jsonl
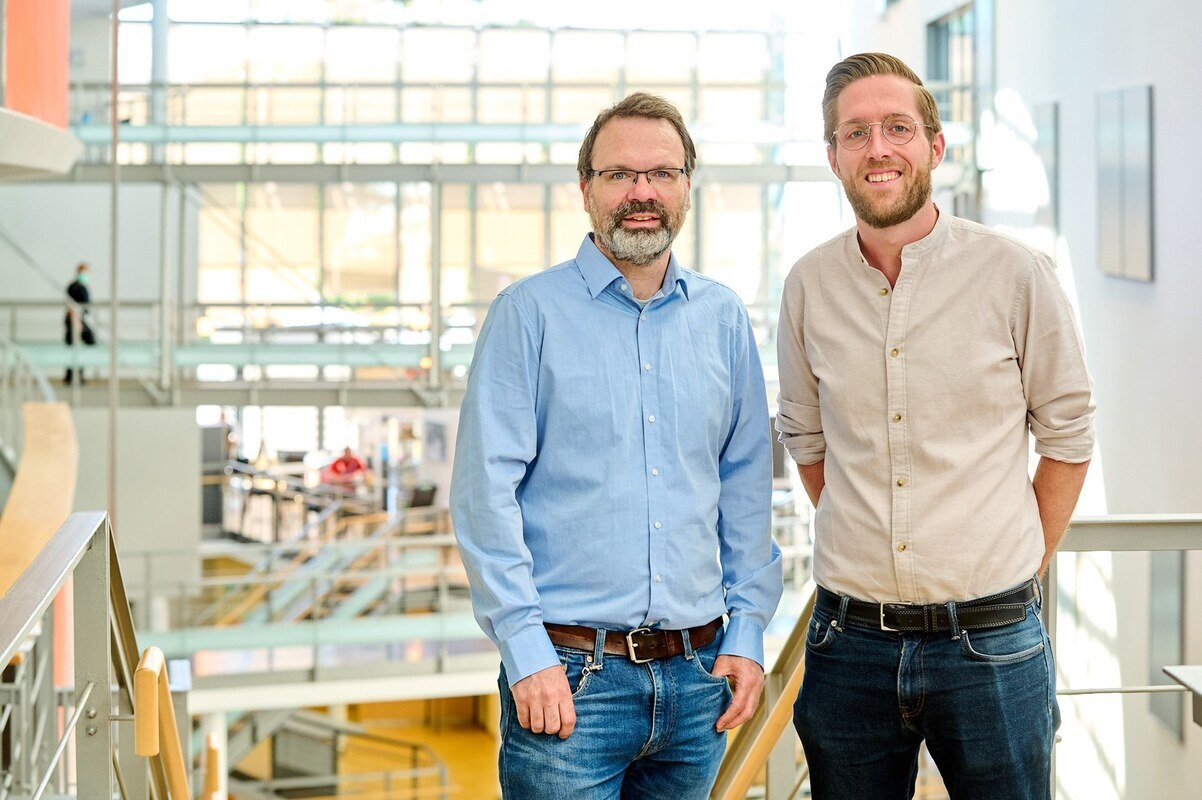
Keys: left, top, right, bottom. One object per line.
{"left": 866, "top": 171, "right": 902, "bottom": 183}
{"left": 624, "top": 214, "right": 661, "bottom": 223}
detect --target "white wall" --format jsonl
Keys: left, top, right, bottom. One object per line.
{"left": 73, "top": 407, "right": 202, "bottom": 596}
{"left": 841, "top": 1, "right": 1202, "bottom": 796}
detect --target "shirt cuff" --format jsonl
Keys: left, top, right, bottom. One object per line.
{"left": 499, "top": 624, "right": 560, "bottom": 687}
{"left": 717, "top": 614, "right": 767, "bottom": 669}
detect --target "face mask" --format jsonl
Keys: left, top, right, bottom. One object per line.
{"left": 77, "top": 273, "right": 88, "bottom": 284}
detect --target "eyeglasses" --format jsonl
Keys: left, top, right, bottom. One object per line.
{"left": 587, "top": 167, "right": 688, "bottom": 187}
{"left": 833, "top": 114, "right": 931, "bottom": 150}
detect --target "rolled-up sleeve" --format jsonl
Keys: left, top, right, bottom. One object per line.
{"left": 716, "top": 308, "right": 782, "bottom": 667}
{"left": 1013, "top": 254, "right": 1096, "bottom": 463}
{"left": 449, "top": 293, "right": 559, "bottom": 684}
{"left": 775, "top": 273, "right": 826, "bottom": 465}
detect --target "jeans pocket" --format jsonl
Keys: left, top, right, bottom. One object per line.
{"left": 554, "top": 647, "right": 595, "bottom": 698}
{"left": 805, "top": 614, "right": 839, "bottom": 653}
{"left": 959, "top": 615, "right": 1044, "bottom": 664}
{"left": 691, "top": 646, "right": 734, "bottom": 686}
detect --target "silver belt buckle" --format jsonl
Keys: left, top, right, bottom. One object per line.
{"left": 625, "top": 627, "right": 654, "bottom": 663}
{"left": 880, "top": 604, "right": 900, "bottom": 632}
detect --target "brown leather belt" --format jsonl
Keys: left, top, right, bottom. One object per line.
{"left": 544, "top": 618, "right": 723, "bottom": 664}
{"left": 817, "top": 580, "right": 1039, "bottom": 633}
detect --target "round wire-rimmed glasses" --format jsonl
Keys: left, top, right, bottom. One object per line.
{"left": 833, "top": 115, "right": 932, "bottom": 150}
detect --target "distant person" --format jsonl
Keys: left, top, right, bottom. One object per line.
{"left": 64, "top": 262, "right": 95, "bottom": 384}
{"left": 323, "top": 446, "right": 368, "bottom": 488}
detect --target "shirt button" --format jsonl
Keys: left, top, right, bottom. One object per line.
{"left": 620, "top": 283, "right": 629, "bottom": 291}
{"left": 896, "top": 478, "right": 906, "bottom": 487}
{"left": 890, "top": 348, "right": 900, "bottom": 357}
{"left": 892, "top": 413, "right": 902, "bottom": 422}
{"left": 651, "top": 468, "right": 660, "bottom": 476}
{"left": 647, "top": 414, "right": 656, "bottom": 423}
{"left": 655, "top": 575, "right": 662, "bottom": 583}
{"left": 643, "top": 362, "right": 652, "bottom": 371}
{"left": 879, "top": 287, "right": 889, "bottom": 296}
{"left": 654, "top": 521, "right": 662, "bottom": 529}
{"left": 641, "top": 313, "right": 647, "bottom": 321}
{"left": 897, "top": 543, "right": 908, "bottom": 552}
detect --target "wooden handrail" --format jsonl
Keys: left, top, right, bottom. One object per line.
{"left": 134, "top": 646, "right": 192, "bottom": 800}
{"left": 0, "top": 403, "right": 78, "bottom": 598}
{"left": 202, "top": 732, "right": 222, "bottom": 800}
{"left": 710, "top": 585, "right": 815, "bottom": 800}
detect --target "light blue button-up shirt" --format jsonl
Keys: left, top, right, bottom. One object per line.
{"left": 451, "top": 235, "right": 782, "bottom": 685}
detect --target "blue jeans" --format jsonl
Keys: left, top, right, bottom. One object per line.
{"left": 794, "top": 595, "right": 1058, "bottom": 800}
{"left": 497, "top": 629, "right": 731, "bottom": 799}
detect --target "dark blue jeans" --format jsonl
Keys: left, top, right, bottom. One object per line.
{"left": 498, "top": 630, "right": 731, "bottom": 799}
{"left": 795, "top": 596, "right": 1058, "bottom": 800}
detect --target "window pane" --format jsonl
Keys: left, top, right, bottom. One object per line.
{"left": 169, "top": 26, "right": 247, "bottom": 83}
{"left": 401, "top": 183, "right": 433, "bottom": 305}
{"left": 700, "top": 184, "right": 762, "bottom": 302}
{"left": 325, "top": 88, "right": 397, "bottom": 124}
{"left": 247, "top": 26, "right": 324, "bottom": 83}
{"left": 551, "top": 31, "right": 624, "bottom": 83}
{"left": 478, "top": 87, "right": 547, "bottom": 124}
{"left": 697, "top": 34, "right": 768, "bottom": 83}
{"left": 198, "top": 184, "right": 243, "bottom": 304}
{"left": 323, "top": 183, "right": 398, "bottom": 302}
{"left": 325, "top": 27, "right": 399, "bottom": 83}
{"left": 552, "top": 86, "right": 614, "bottom": 124}
{"left": 322, "top": 142, "right": 397, "bottom": 164}
{"left": 439, "top": 185, "right": 469, "bottom": 305}
{"left": 247, "top": 87, "right": 322, "bottom": 125}
{"left": 478, "top": 30, "right": 550, "bottom": 83}
{"left": 627, "top": 33, "right": 695, "bottom": 83}
{"left": 177, "top": 87, "right": 245, "bottom": 125}
{"left": 475, "top": 184, "right": 545, "bottom": 298}
{"left": 402, "top": 88, "right": 472, "bottom": 123}
{"left": 550, "top": 184, "right": 587, "bottom": 265}
{"left": 245, "top": 183, "right": 320, "bottom": 302}
{"left": 402, "top": 29, "right": 475, "bottom": 82}
{"left": 118, "top": 23, "right": 152, "bottom": 84}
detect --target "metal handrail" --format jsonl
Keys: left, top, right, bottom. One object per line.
{"left": 0, "top": 513, "right": 99, "bottom": 670}
{"left": 0, "top": 336, "right": 55, "bottom": 470}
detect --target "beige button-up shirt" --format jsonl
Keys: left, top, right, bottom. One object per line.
{"left": 776, "top": 213, "right": 1095, "bottom": 604}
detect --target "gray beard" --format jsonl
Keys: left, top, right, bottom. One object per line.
{"left": 599, "top": 225, "right": 674, "bottom": 267}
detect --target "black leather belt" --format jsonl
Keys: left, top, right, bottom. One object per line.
{"left": 544, "top": 618, "right": 723, "bottom": 664}
{"left": 816, "top": 580, "right": 1039, "bottom": 633}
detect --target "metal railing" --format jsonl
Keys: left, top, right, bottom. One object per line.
{"left": 0, "top": 335, "right": 54, "bottom": 471}
{"left": 0, "top": 512, "right": 187, "bottom": 800}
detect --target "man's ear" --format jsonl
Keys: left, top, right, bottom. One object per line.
{"left": 930, "top": 130, "right": 947, "bottom": 169}
{"left": 580, "top": 179, "right": 591, "bottom": 213}
{"left": 827, "top": 144, "right": 841, "bottom": 179}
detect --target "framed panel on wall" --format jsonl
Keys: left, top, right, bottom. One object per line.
{"left": 1096, "top": 85, "right": 1154, "bottom": 281}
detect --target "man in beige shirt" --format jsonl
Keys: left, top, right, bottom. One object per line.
{"left": 776, "top": 53, "right": 1094, "bottom": 799}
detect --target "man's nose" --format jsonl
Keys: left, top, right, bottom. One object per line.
{"left": 627, "top": 172, "right": 658, "bottom": 201}
{"left": 865, "top": 124, "right": 894, "bottom": 159}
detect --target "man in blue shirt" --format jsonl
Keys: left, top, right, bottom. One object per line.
{"left": 450, "top": 93, "right": 782, "bottom": 799}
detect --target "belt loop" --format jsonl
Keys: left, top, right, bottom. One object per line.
{"left": 833, "top": 594, "right": 850, "bottom": 633}
{"left": 589, "top": 628, "right": 606, "bottom": 672}
{"left": 946, "top": 601, "right": 961, "bottom": 641}
{"left": 682, "top": 627, "right": 695, "bottom": 661}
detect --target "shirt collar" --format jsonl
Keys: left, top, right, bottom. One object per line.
{"left": 898, "top": 204, "right": 950, "bottom": 258}
{"left": 575, "top": 234, "right": 691, "bottom": 302}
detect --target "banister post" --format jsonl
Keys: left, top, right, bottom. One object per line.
{"left": 73, "top": 518, "right": 114, "bottom": 799}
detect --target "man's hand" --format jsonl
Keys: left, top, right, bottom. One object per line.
{"left": 711, "top": 654, "right": 764, "bottom": 732}
{"left": 511, "top": 665, "right": 576, "bottom": 739}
